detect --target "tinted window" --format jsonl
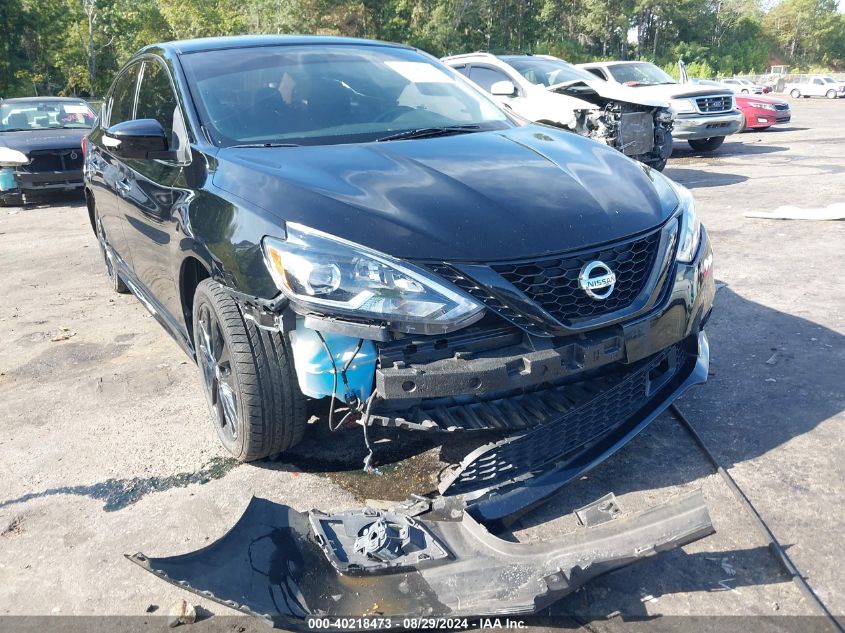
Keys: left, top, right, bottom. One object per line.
{"left": 180, "top": 44, "right": 510, "bottom": 147}
{"left": 452, "top": 65, "right": 470, "bottom": 77}
{"left": 109, "top": 63, "right": 141, "bottom": 126}
{"left": 469, "top": 66, "right": 512, "bottom": 92}
{"left": 136, "top": 60, "right": 178, "bottom": 142}
{"left": 813, "top": 78, "right": 824, "bottom": 85}
{"left": 584, "top": 67, "right": 607, "bottom": 80}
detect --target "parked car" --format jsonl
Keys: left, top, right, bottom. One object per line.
{"left": 442, "top": 53, "right": 674, "bottom": 170}
{"left": 720, "top": 78, "right": 766, "bottom": 94}
{"left": 784, "top": 75, "right": 845, "bottom": 99}
{"left": 84, "top": 36, "right": 714, "bottom": 521}
{"left": 735, "top": 93, "right": 791, "bottom": 131}
{"left": 0, "top": 97, "right": 95, "bottom": 205}
{"left": 578, "top": 60, "right": 742, "bottom": 152}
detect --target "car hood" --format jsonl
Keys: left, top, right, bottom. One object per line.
{"left": 0, "top": 128, "right": 89, "bottom": 152}
{"left": 213, "top": 126, "right": 679, "bottom": 262}
{"left": 736, "top": 94, "right": 787, "bottom": 106}
{"left": 548, "top": 80, "right": 669, "bottom": 108}
{"left": 626, "top": 83, "right": 734, "bottom": 101}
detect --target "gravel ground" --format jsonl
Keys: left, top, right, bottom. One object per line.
{"left": 0, "top": 97, "right": 842, "bottom": 631}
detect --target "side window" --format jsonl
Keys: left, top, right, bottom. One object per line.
{"left": 136, "top": 60, "right": 179, "bottom": 144}
{"left": 584, "top": 67, "right": 607, "bottom": 80}
{"left": 813, "top": 78, "right": 824, "bottom": 85}
{"left": 468, "top": 66, "right": 513, "bottom": 93}
{"left": 108, "top": 63, "right": 141, "bottom": 126}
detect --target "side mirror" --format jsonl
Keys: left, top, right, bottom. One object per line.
{"left": 490, "top": 80, "right": 517, "bottom": 97}
{"left": 102, "top": 119, "right": 176, "bottom": 160}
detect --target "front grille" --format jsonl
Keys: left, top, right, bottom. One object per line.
{"left": 427, "top": 264, "right": 552, "bottom": 337}
{"left": 695, "top": 95, "right": 732, "bottom": 113}
{"left": 440, "top": 343, "right": 687, "bottom": 496}
{"left": 774, "top": 103, "right": 790, "bottom": 112}
{"left": 24, "top": 149, "right": 82, "bottom": 173}
{"left": 490, "top": 229, "right": 662, "bottom": 325}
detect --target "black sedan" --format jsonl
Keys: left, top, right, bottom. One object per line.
{"left": 83, "top": 35, "right": 714, "bottom": 518}
{"left": 0, "top": 97, "right": 95, "bottom": 205}
{"left": 84, "top": 34, "right": 717, "bottom": 624}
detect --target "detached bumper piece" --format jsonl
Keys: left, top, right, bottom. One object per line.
{"left": 128, "top": 491, "right": 713, "bottom": 629}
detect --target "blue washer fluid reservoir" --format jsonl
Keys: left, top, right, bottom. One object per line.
{"left": 0, "top": 168, "right": 17, "bottom": 192}
{"left": 288, "top": 319, "right": 377, "bottom": 403}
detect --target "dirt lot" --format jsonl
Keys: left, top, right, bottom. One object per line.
{"left": 0, "top": 98, "right": 843, "bottom": 631}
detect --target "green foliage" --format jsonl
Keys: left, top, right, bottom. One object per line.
{"left": 0, "top": 0, "right": 842, "bottom": 99}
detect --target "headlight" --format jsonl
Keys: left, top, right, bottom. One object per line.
{"left": 656, "top": 108, "right": 674, "bottom": 123}
{"left": 670, "top": 181, "right": 701, "bottom": 263}
{"left": 669, "top": 99, "right": 696, "bottom": 114}
{"left": 748, "top": 101, "right": 776, "bottom": 111}
{"left": 0, "top": 147, "right": 29, "bottom": 167}
{"left": 263, "top": 223, "right": 485, "bottom": 335}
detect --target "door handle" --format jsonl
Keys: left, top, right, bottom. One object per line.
{"left": 115, "top": 177, "right": 131, "bottom": 195}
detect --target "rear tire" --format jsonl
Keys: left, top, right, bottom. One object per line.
{"left": 790, "top": 89, "right": 801, "bottom": 99}
{"left": 192, "top": 279, "right": 307, "bottom": 461}
{"left": 688, "top": 136, "right": 725, "bottom": 152}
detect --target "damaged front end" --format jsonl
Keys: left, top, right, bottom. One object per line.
{"left": 134, "top": 172, "right": 717, "bottom": 623}
{"left": 547, "top": 84, "right": 674, "bottom": 169}
{"left": 129, "top": 490, "right": 712, "bottom": 628}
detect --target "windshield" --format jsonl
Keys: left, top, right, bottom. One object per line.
{"left": 180, "top": 44, "right": 512, "bottom": 147}
{"left": 0, "top": 100, "right": 95, "bottom": 131}
{"left": 500, "top": 56, "right": 596, "bottom": 87}
{"left": 607, "top": 63, "right": 676, "bottom": 86}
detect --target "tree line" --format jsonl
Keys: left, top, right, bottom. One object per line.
{"left": 1, "top": 0, "right": 844, "bottom": 98}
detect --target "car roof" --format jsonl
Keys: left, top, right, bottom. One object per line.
{"left": 1, "top": 97, "right": 87, "bottom": 104}
{"left": 143, "top": 34, "right": 411, "bottom": 56}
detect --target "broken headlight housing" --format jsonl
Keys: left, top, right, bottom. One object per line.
{"left": 263, "top": 223, "right": 485, "bottom": 335}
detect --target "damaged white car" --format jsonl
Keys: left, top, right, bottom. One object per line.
{"left": 443, "top": 53, "right": 674, "bottom": 170}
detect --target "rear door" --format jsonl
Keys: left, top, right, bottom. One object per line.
{"left": 120, "top": 57, "right": 188, "bottom": 323}
{"left": 88, "top": 62, "right": 141, "bottom": 264}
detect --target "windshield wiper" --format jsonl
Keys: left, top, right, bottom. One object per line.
{"left": 230, "top": 142, "right": 301, "bottom": 148}
{"left": 376, "top": 125, "right": 481, "bottom": 142}
{"left": 0, "top": 128, "right": 30, "bottom": 133}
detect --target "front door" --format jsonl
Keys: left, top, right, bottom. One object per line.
{"left": 89, "top": 62, "right": 141, "bottom": 265}
{"left": 119, "top": 58, "right": 188, "bottom": 326}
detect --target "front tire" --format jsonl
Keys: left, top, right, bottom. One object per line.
{"left": 826, "top": 90, "right": 837, "bottom": 99}
{"left": 738, "top": 112, "right": 747, "bottom": 133}
{"left": 192, "top": 279, "right": 307, "bottom": 461}
{"left": 688, "top": 136, "right": 725, "bottom": 152}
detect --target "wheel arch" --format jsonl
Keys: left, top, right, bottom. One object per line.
{"left": 84, "top": 187, "right": 96, "bottom": 234}
{"left": 180, "top": 255, "right": 212, "bottom": 347}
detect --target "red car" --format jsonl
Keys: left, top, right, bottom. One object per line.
{"left": 736, "top": 93, "right": 791, "bottom": 131}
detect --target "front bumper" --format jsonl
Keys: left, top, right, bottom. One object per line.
{"left": 744, "top": 108, "right": 791, "bottom": 128}
{"left": 0, "top": 168, "right": 83, "bottom": 204}
{"left": 368, "top": 231, "right": 715, "bottom": 517}
{"left": 128, "top": 489, "right": 713, "bottom": 629}
{"left": 672, "top": 110, "right": 743, "bottom": 139}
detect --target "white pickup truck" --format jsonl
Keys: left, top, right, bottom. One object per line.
{"left": 577, "top": 60, "right": 742, "bottom": 153}
{"left": 783, "top": 75, "right": 844, "bottom": 99}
